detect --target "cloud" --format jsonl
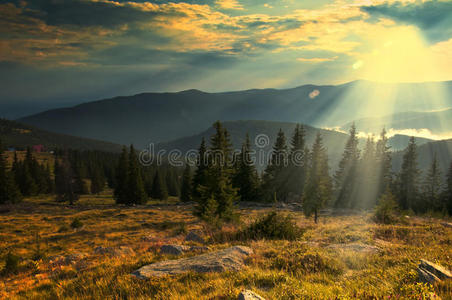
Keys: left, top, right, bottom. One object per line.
{"left": 297, "top": 56, "right": 338, "bottom": 63}
{"left": 216, "top": 0, "right": 243, "bottom": 10}
{"left": 361, "top": 0, "right": 452, "bottom": 43}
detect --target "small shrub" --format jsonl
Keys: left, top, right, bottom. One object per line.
{"left": 373, "top": 191, "right": 399, "bottom": 224}
{"left": 2, "top": 252, "right": 20, "bottom": 275}
{"left": 238, "top": 211, "right": 303, "bottom": 241}
{"left": 70, "top": 218, "right": 83, "bottom": 229}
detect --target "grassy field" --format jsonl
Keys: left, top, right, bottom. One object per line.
{"left": 0, "top": 193, "right": 451, "bottom": 299}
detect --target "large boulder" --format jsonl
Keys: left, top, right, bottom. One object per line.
{"left": 132, "top": 246, "right": 253, "bottom": 278}
{"left": 238, "top": 290, "right": 266, "bottom": 300}
{"left": 417, "top": 259, "right": 452, "bottom": 283}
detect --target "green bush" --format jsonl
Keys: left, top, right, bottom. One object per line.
{"left": 238, "top": 211, "right": 303, "bottom": 241}
{"left": 70, "top": 217, "right": 83, "bottom": 229}
{"left": 373, "top": 191, "right": 399, "bottom": 224}
{"left": 3, "top": 252, "right": 20, "bottom": 275}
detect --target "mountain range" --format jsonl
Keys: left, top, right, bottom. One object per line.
{"left": 18, "top": 80, "right": 452, "bottom": 147}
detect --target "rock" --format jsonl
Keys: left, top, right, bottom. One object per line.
{"left": 49, "top": 253, "right": 87, "bottom": 267}
{"left": 141, "top": 235, "right": 158, "bottom": 242}
{"left": 325, "top": 243, "right": 381, "bottom": 253}
{"left": 160, "top": 245, "right": 189, "bottom": 256}
{"left": 418, "top": 259, "right": 452, "bottom": 283}
{"left": 132, "top": 246, "right": 253, "bottom": 278}
{"left": 238, "top": 289, "right": 266, "bottom": 300}
{"left": 185, "top": 231, "right": 205, "bottom": 244}
{"left": 94, "top": 246, "right": 135, "bottom": 257}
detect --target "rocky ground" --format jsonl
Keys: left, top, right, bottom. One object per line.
{"left": 0, "top": 194, "right": 451, "bottom": 299}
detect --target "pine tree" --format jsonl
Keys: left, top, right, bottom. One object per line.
{"left": 356, "top": 136, "right": 378, "bottom": 209}
{"left": 180, "top": 164, "right": 192, "bottom": 202}
{"left": 54, "top": 155, "right": 79, "bottom": 205}
{"left": 114, "top": 147, "right": 129, "bottom": 204}
{"left": 446, "top": 161, "right": 452, "bottom": 215}
{"left": 262, "top": 129, "right": 289, "bottom": 202}
{"left": 232, "top": 134, "right": 259, "bottom": 202}
{"left": 0, "top": 139, "right": 22, "bottom": 204}
{"left": 397, "top": 137, "right": 420, "bottom": 211}
{"left": 90, "top": 164, "right": 105, "bottom": 194}
{"left": 375, "top": 128, "right": 392, "bottom": 199}
{"left": 151, "top": 170, "right": 168, "bottom": 200}
{"left": 303, "top": 133, "right": 331, "bottom": 223}
{"left": 287, "top": 124, "right": 307, "bottom": 199}
{"left": 192, "top": 138, "right": 208, "bottom": 200}
{"left": 422, "top": 154, "right": 442, "bottom": 212}
{"left": 334, "top": 124, "right": 360, "bottom": 208}
{"left": 127, "top": 145, "right": 148, "bottom": 204}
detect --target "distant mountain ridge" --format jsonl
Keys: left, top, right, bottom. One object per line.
{"left": 18, "top": 80, "right": 452, "bottom": 147}
{"left": 0, "top": 119, "right": 123, "bottom": 152}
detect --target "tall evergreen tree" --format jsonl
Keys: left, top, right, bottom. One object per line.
{"left": 127, "top": 145, "right": 148, "bottom": 204}
{"left": 422, "top": 154, "right": 442, "bottom": 212}
{"left": 180, "top": 164, "right": 192, "bottom": 202}
{"left": 303, "top": 133, "right": 331, "bottom": 223}
{"left": 192, "top": 138, "right": 208, "bottom": 200}
{"left": 54, "top": 155, "right": 79, "bottom": 205}
{"left": 114, "top": 147, "right": 129, "bottom": 204}
{"left": 287, "top": 124, "right": 307, "bottom": 198}
{"left": 334, "top": 124, "right": 360, "bottom": 208}
{"left": 262, "top": 129, "right": 289, "bottom": 202}
{"left": 151, "top": 170, "right": 168, "bottom": 200}
{"left": 356, "top": 136, "right": 378, "bottom": 209}
{"left": 232, "top": 134, "right": 259, "bottom": 202}
{"left": 375, "top": 128, "right": 392, "bottom": 199}
{"left": 0, "top": 139, "right": 22, "bottom": 204}
{"left": 397, "top": 137, "right": 420, "bottom": 211}
{"left": 446, "top": 161, "right": 452, "bottom": 215}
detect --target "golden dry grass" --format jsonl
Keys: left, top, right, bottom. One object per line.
{"left": 0, "top": 194, "right": 451, "bottom": 299}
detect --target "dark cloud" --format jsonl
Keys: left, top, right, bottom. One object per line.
{"left": 362, "top": 0, "right": 452, "bottom": 43}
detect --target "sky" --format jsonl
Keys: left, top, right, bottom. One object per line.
{"left": 1, "top": 0, "right": 452, "bottom": 117}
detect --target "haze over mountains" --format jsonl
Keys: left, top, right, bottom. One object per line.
{"left": 18, "top": 80, "right": 452, "bottom": 147}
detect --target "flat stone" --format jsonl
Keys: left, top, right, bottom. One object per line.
{"left": 160, "top": 245, "right": 189, "bottom": 255}
{"left": 94, "top": 246, "right": 135, "bottom": 257}
{"left": 418, "top": 259, "right": 452, "bottom": 283}
{"left": 132, "top": 246, "right": 253, "bottom": 278}
{"left": 441, "top": 222, "right": 452, "bottom": 228}
{"left": 185, "top": 231, "right": 205, "bottom": 244}
{"left": 238, "top": 289, "right": 266, "bottom": 300}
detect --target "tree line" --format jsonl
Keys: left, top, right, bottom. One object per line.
{"left": 182, "top": 122, "right": 452, "bottom": 223}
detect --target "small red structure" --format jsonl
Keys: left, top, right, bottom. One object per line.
{"left": 32, "top": 144, "right": 45, "bottom": 152}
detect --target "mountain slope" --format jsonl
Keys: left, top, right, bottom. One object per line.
{"left": 0, "top": 119, "right": 123, "bottom": 152}
{"left": 18, "top": 80, "right": 452, "bottom": 147}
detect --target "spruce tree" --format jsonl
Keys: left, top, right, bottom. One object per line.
{"left": 334, "top": 124, "right": 360, "bottom": 208}
{"left": 422, "top": 154, "right": 442, "bottom": 212}
{"left": 127, "top": 145, "right": 148, "bottom": 204}
{"left": 303, "top": 133, "right": 331, "bottom": 223}
{"left": 54, "top": 155, "right": 79, "bottom": 205}
{"left": 192, "top": 138, "right": 208, "bottom": 200}
{"left": 288, "top": 124, "right": 307, "bottom": 199}
{"left": 114, "top": 147, "right": 129, "bottom": 204}
{"left": 180, "top": 164, "right": 192, "bottom": 202}
{"left": 232, "top": 134, "right": 259, "bottom": 202}
{"left": 375, "top": 128, "right": 392, "bottom": 199}
{"left": 151, "top": 170, "right": 168, "bottom": 200}
{"left": 356, "top": 136, "right": 378, "bottom": 209}
{"left": 397, "top": 137, "right": 420, "bottom": 211}
{"left": 262, "top": 129, "right": 289, "bottom": 202}
{"left": 446, "top": 161, "right": 452, "bottom": 215}
{"left": 0, "top": 140, "right": 22, "bottom": 204}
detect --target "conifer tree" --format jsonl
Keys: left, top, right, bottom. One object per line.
{"left": 54, "top": 155, "right": 79, "bottom": 205}
{"left": 397, "top": 136, "right": 420, "bottom": 211}
{"left": 232, "top": 134, "right": 259, "bottom": 202}
{"left": 192, "top": 138, "right": 208, "bottom": 200}
{"left": 262, "top": 129, "right": 289, "bottom": 202}
{"left": 303, "top": 133, "right": 331, "bottom": 223}
{"left": 180, "top": 164, "right": 192, "bottom": 202}
{"left": 288, "top": 124, "right": 307, "bottom": 198}
{"left": 375, "top": 128, "right": 392, "bottom": 198}
{"left": 127, "top": 145, "right": 148, "bottom": 204}
{"left": 151, "top": 170, "right": 168, "bottom": 200}
{"left": 446, "top": 161, "right": 452, "bottom": 215}
{"left": 114, "top": 147, "right": 129, "bottom": 204}
{"left": 334, "top": 124, "right": 360, "bottom": 208}
{"left": 356, "top": 136, "right": 378, "bottom": 209}
{"left": 90, "top": 165, "right": 105, "bottom": 194}
{"left": 0, "top": 139, "right": 22, "bottom": 204}
{"left": 422, "top": 154, "right": 442, "bottom": 212}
